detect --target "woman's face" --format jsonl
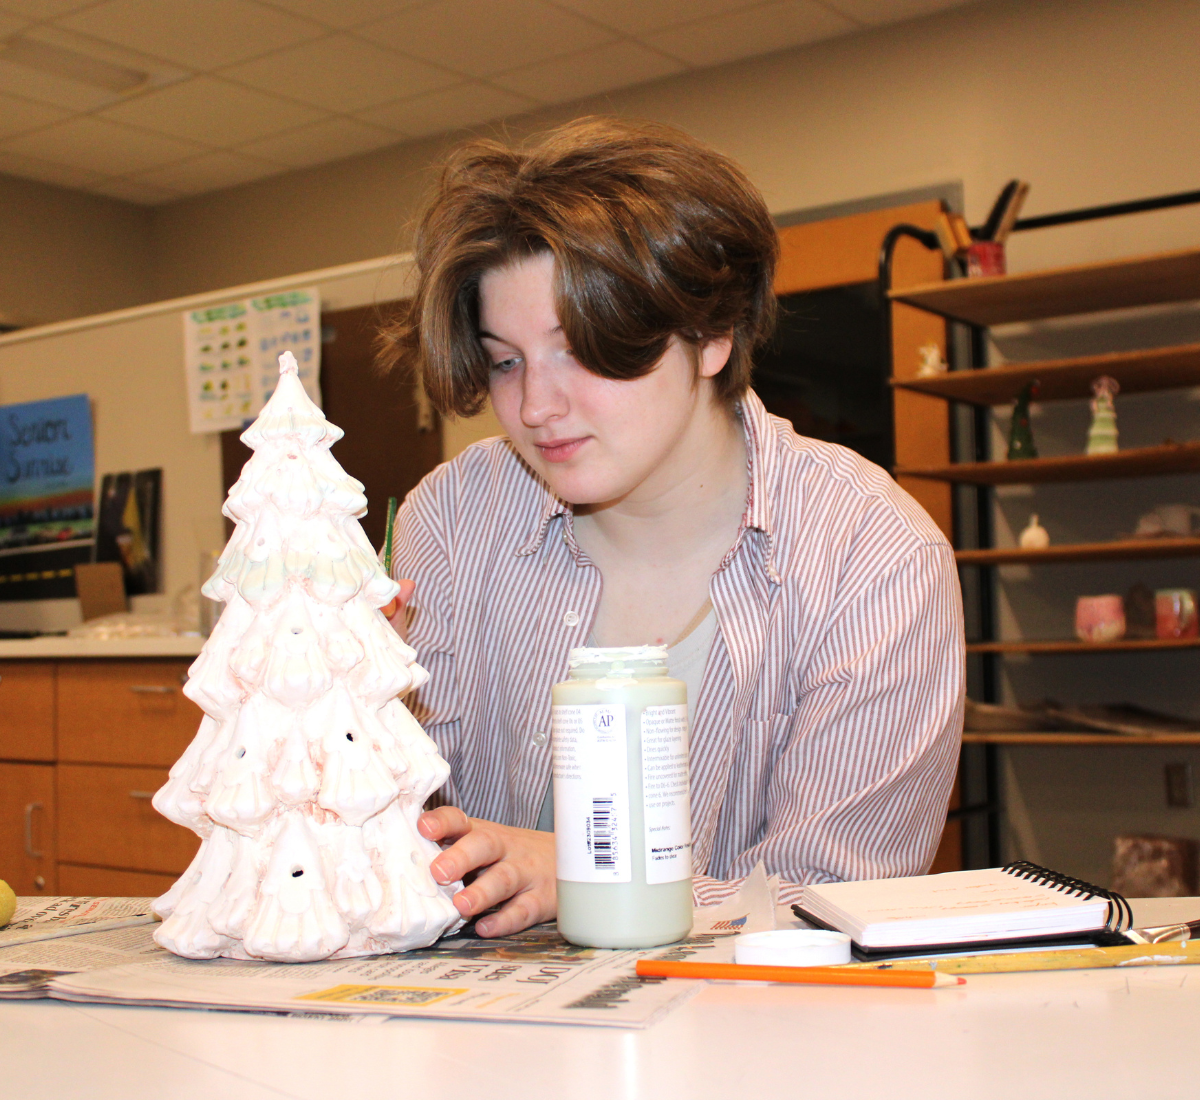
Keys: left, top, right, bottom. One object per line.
{"left": 480, "top": 252, "right": 731, "bottom": 508}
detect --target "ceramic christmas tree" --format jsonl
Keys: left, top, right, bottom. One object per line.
{"left": 1086, "top": 375, "right": 1119, "bottom": 455}
{"left": 151, "top": 352, "right": 462, "bottom": 962}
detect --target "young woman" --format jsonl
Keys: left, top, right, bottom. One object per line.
{"left": 379, "top": 117, "right": 964, "bottom": 939}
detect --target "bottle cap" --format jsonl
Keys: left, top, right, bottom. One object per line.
{"left": 734, "top": 929, "right": 851, "bottom": 967}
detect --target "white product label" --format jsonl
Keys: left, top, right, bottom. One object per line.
{"left": 552, "top": 704, "right": 631, "bottom": 883}
{"left": 640, "top": 704, "right": 692, "bottom": 884}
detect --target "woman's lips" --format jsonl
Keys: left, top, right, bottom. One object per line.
{"left": 535, "top": 437, "right": 587, "bottom": 463}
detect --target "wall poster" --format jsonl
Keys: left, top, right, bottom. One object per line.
{"left": 183, "top": 287, "right": 321, "bottom": 433}
{"left": 0, "top": 393, "right": 95, "bottom": 601}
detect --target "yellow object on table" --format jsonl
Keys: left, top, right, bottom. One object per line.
{"left": 0, "top": 879, "right": 15, "bottom": 927}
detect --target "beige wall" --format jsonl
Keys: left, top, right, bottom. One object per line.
{"left": 0, "top": 173, "right": 154, "bottom": 326}
{"left": 147, "top": 0, "right": 1200, "bottom": 302}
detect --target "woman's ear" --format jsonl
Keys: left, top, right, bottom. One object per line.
{"left": 698, "top": 333, "right": 734, "bottom": 379}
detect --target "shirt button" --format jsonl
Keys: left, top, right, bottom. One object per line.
{"left": 563, "top": 611, "right": 580, "bottom": 627}
{"left": 531, "top": 731, "right": 547, "bottom": 747}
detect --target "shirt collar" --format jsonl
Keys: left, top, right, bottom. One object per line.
{"left": 514, "top": 389, "right": 780, "bottom": 581}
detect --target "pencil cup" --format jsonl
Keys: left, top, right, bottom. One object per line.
{"left": 967, "top": 241, "right": 1006, "bottom": 277}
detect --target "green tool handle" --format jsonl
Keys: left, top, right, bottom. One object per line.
{"left": 383, "top": 496, "right": 399, "bottom": 576}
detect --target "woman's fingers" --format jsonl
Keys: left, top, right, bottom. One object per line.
{"left": 474, "top": 882, "right": 555, "bottom": 938}
{"left": 418, "top": 805, "right": 471, "bottom": 842}
{"left": 429, "top": 821, "right": 506, "bottom": 886}
{"left": 382, "top": 578, "right": 416, "bottom": 638}
{"left": 415, "top": 814, "right": 556, "bottom": 936}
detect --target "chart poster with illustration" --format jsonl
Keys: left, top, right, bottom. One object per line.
{"left": 0, "top": 393, "right": 96, "bottom": 602}
{"left": 183, "top": 288, "right": 321, "bottom": 434}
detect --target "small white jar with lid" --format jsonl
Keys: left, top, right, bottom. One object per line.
{"left": 552, "top": 645, "right": 693, "bottom": 948}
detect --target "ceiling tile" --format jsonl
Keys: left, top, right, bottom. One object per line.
{"left": 131, "top": 149, "right": 285, "bottom": 195}
{"left": 257, "top": 0, "right": 426, "bottom": 29}
{"left": 60, "top": 0, "right": 326, "bottom": 70}
{"left": 100, "top": 75, "right": 327, "bottom": 144}
{"left": 0, "top": 25, "right": 190, "bottom": 110}
{"left": 357, "top": 0, "right": 616, "bottom": 78}
{"left": 0, "top": 0, "right": 93, "bottom": 17}
{"left": 2, "top": 114, "right": 207, "bottom": 173}
{"left": 89, "top": 174, "right": 184, "bottom": 204}
{"left": 0, "top": 89, "right": 70, "bottom": 138}
{"left": 822, "top": 0, "right": 979, "bottom": 23}
{"left": 550, "top": 0, "right": 760, "bottom": 36}
{"left": 356, "top": 80, "right": 537, "bottom": 137}
{"left": 492, "top": 40, "right": 684, "bottom": 103}
{"left": 220, "top": 32, "right": 458, "bottom": 112}
{"left": 645, "top": 0, "right": 855, "bottom": 67}
{"left": 237, "top": 115, "right": 399, "bottom": 166}
{"left": 0, "top": 145, "right": 108, "bottom": 190}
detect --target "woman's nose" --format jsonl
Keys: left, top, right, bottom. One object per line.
{"left": 519, "top": 360, "right": 568, "bottom": 427}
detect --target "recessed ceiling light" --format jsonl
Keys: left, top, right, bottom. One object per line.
{"left": 0, "top": 36, "right": 149, "bottom": 94}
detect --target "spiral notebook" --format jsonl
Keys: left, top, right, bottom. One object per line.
{"left": 793, "top": 862, "right": 1133, "bottom": 959}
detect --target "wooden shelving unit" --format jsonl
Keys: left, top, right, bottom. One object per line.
{"left": 889, "top": 246, "right": 1200, "bottom": 326}
{"left": 881, "top": 198, "right": 1200, "bottom": 869}
{"left": 962, "top": 731, "right": 1200, "bottom": 746}
{"left": 967, "top": 636, "right": 1200, "bottom": 655}
{"left": 956, "top": 536, "right": 1200, "bottom": 566}
{"left": 894, "top": 343, "right": 1200, "bottom": 405}
{"left": 898, "top": 441, "right": 1200, "bottom": 485}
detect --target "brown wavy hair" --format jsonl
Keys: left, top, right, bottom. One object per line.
{"left": 377, "top": 116, "right": 778, "bottom": 417}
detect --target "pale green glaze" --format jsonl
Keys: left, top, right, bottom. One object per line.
{"left": 553, "top": 650, "right": 693, "bottom": 949}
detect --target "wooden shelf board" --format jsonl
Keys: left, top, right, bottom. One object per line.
{"left": 967, "top": 636, "right": 1200, "bottom": 655}
{"left": 962, "top": 731, "right": 1200, "bottom": 746}
{"left": 893, "top": 344, "right": 1200, "bottom": 406}
{"left": 897, "top": 441, "right": 1200, "bottom": 485}
{"left": 956, "top": 537, "right": 1200, "bottom": 566}
{"left": 888, "top": 246, "right": 1200, "bottom": 326}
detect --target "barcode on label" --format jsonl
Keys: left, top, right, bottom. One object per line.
{"left": 591, "top": 797, "right": 615, "bottom": 868}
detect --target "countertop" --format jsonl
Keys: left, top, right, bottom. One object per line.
{"left": 0, "top": 635, "right": 205, "bottom": 659}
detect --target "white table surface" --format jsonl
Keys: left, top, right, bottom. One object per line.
{"left": 7, "top": 897, "right": 1200, "bottom": 1100}
{"left": 3, "top": 961, "right": 1197, "bottom": 1100}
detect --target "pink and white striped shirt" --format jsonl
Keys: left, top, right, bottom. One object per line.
{"left": 390, "top": 390, "right": 964, "bottom": 904}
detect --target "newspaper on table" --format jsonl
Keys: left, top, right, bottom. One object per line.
{"left": 1, "top": 897, "right": 156, "bottom": 949}
{"left": 42, "top": 869, "right": 779, "bottom": 1028}
{"left": 0, "top": 921, "right": 162, "bottom": 999}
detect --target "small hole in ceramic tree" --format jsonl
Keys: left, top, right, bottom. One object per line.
{"left": 235, "top": 747, "right": 246, "bottom": 758}
{"left": 345, "top": 732, "right": 355, "bottom": 742}
{"left": 291, "top": 867, "right": 304, "bottom": 878}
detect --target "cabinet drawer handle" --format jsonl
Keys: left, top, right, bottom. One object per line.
{"left": 129, "top": 685, "right": 176, "bottom": 694}
{"left": 129, "top": 790, "right": 156, "bottom": 800}
{"left": 24, "top": 802, "right": 44, "bottom": 858}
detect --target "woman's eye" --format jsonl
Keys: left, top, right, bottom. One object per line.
{"left": 491, "top": 356, "right": 521, "bottom": 373}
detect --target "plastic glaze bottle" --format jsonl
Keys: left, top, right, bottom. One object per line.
{"left": 551, "top": 645, "right": 693, "bottom": 948}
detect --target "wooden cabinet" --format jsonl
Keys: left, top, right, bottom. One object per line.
{"left": 0, "top": 657, "right": 202, "bottom": 896}
{"left": 57, "top": 764, "right": 199, "bottom": 875}
{"left": 0, "top": 662, "right": 56, "bottom": 761}
{"left": 0, "top": 762, "right": 56, "bottom": 894}
{"left": 57, "top": 660, "right": 200, "bottom": 766}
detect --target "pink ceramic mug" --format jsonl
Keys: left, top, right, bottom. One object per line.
{"left": 1155, "top": 588, "right": 1198, "bottom": 639}
{"left": 1075, "top": 594, "right": 1126, "bottom": 643}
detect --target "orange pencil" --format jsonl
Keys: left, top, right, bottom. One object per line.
{"left": 635, "top": 959, "right": 964, "bottom": 988}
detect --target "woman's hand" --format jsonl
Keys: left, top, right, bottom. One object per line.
{"left": 418, "top": 806, "right": 556, "bottom": 937}
{"left": 380, "top": 578, "right": 416, "bottom": 640}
